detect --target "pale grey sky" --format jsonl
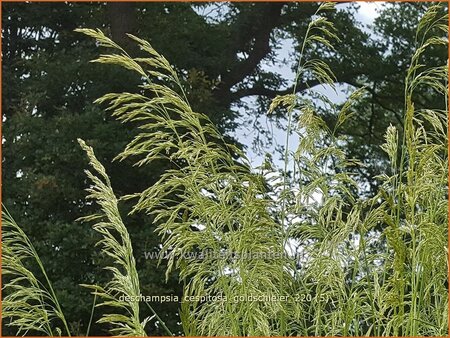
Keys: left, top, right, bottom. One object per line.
{"left": 231, "top": 2, "right": 384, "bottom": 165}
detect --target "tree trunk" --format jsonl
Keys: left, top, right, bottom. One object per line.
{"left": 107, "top": 2, "right": 136, "bottom": 47}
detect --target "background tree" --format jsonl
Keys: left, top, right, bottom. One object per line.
{"left": 2, "top": 1, "right": 446, "bottom": 335}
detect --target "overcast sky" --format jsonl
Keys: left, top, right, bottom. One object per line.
{"left": 232, "top": 2, "right": 385, "bottom": 166}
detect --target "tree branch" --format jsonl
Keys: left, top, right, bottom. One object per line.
{"left": 216, "top": 3, "right": 285, "bottom": 95}
{"left": 229, "top": 80, "right": 322, "bottom": 101}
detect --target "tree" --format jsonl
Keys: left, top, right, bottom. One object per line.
{"left": 2, "top": 3, "right": 447, "bottom": 334}
{"left": 2, "top": 2, "right": 447, "bottom": 335}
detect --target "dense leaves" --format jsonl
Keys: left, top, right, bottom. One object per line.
{"left": 2, "top": 2, "right": 448, "bottom": 336}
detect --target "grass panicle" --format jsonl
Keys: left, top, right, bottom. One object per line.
{"left": 77, "top": 139, "right": 149, "bottom": 337}
{"left": 77, "top": 25, "right": 293, "bottom": 337}
{"left": 2, "top": 3, "right": 447, "bottom": 336}
{"left": 1, "top": 208, "right": 71, "bottom": 336}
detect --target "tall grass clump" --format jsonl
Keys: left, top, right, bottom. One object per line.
{"left": 73, "top": 25, "right": 293, "bottom": 336}
{"left": 2, "top": 2, "right": 448, "bottom": 336}
{"left": 2, "top": 208, "right": 71, "bottom": 336}
{"left": 272, "top": 3, "right": 448, "bottom": 336}
{"left": 76, "top": 139, "right": 149, "bottom": 336}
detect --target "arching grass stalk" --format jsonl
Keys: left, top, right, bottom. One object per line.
{"left": 144, "top": 302, "right": 173, "bottom": 336}
{"left": 276, "top": 3, "right": 339, "bottom": 333}
{"left": 76, "top": 27, "right": 292, "bottom": 335}
{"left": 77, "top": 139, "right": 149, "bottom": 336}
{"left": 280, "top": 2, "right": 339, "bottom": 231}
{"left": 2, "top": 207, "right": 71, "bottom": 336}
{"left": 382, "top": 4, "right": 448, "bottom": 335}
{"left": 85, "top": 293, "right": 97, "bottom": 336}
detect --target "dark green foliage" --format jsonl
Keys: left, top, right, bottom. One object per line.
{"left": 2, "top": 2, "right": 448, "bottom": 336}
